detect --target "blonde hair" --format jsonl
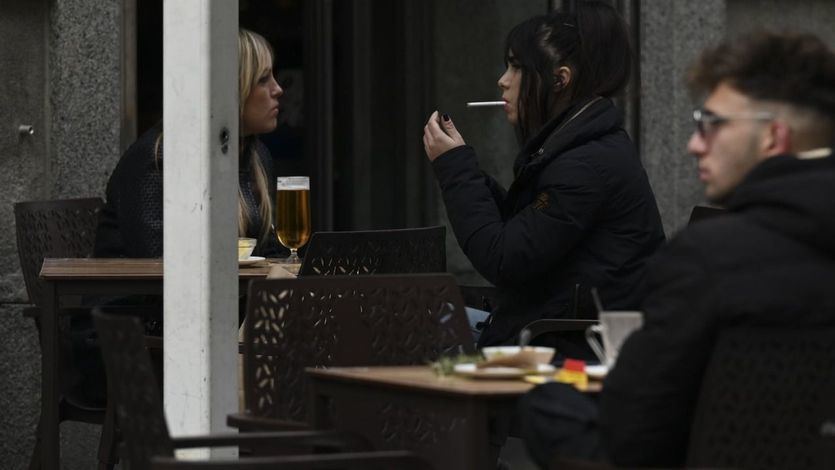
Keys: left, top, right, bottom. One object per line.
{"left": 237, "top": 28, "right": 273, "bottom": 242}
{"left": 154, "top": 29, "right": 275, "bottom": 243}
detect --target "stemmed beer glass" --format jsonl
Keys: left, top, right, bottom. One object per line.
{"left": 275, "top": 176, "right": 311, "bottom": 264}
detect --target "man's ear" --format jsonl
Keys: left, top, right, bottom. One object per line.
{"left": 763, "top": 120, "right": 792, "bottom": 157}
{"left": 553, "top": 66, "right": 572, "bottom": 91}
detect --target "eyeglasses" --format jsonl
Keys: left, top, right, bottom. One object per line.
{"left": 692, "top": 108, "right": 774, "bottom": 138}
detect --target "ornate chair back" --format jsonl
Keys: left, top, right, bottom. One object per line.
{"left": 298, "top": 226, "right": 446, "bottom": 276}
{"left": 687, "top": 327, "right": 835, "bottom": 469}
{"left": 14, "top": 198, "right": 118, "bottom": 468}
{"left": 92, "top": 309, "right": 174, "bottom": 470}
{"left": 14, "top": 197, "right": 103, "bottom": 306}
{"left": 243, "top": 274, "right": 474, "bottom": 424}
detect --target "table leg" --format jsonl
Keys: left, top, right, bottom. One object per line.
{"left": 307, "top": 377, "right": 330, "bottom": 430}
{"left": 462, "top": 399, "right": 492, "bottom": 470}
{"left": 41, "top": 281, "right": 59, "bottom": 470}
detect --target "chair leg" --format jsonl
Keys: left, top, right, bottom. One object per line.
{"left": 28, "top": 414, "right": 42, "bottom": 470}
{"left": 97, "top": 401, "right": 118, "bottom": 470}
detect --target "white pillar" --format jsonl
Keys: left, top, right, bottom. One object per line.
{"left": 162, "top": 0, "right": 238, "bottom": 458}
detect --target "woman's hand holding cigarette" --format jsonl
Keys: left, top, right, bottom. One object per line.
{"left": 423, "top": 110, "right": 466, "bottom": 162}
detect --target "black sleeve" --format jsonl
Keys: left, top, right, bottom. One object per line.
{"left": 117, "top": 150, "right": 164, "bottom": 258}
{"left": 432, "top": 145, "right": 605, "bottom": 286}
{"left": 598, "top": 232, "right": 715, "bottom": 467}
{"left": 484, "top": 171, "right": 508, "bottom": 207}
{"left": 94, "top": 180, "right": 126, "bottom": 258}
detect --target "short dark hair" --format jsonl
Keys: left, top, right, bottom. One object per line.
{"left": 688, "top": 32, "right": 835, "bottom": 119}
{"left": 505, "top": 0, "right": 631, "bottom": 144}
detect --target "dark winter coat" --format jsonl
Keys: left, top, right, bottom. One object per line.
{"left": 601, "top": 153, "right": 835, "bottom": 466}
{"left": 432, "top": 97, "right": 665, "bottom": 347}
{"left": 94, "top": 124, "right": 284, "bottom": 258}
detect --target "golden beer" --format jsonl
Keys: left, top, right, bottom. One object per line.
{"left": 275, "top": 177, "right": 311, "bottom": 260}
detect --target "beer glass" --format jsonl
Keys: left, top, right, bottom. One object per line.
{"left": 275, "top": 176, "right": 311, "bottom": 264}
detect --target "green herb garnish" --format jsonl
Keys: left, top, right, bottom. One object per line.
{"left": 430, "top": 353, "right": 485, "bottom": 376}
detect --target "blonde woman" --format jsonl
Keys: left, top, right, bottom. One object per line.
{"left": 95, "top": 29, "right": 285, "bottom": 258}
{"left": 69, "top": 29, "right": 285, "bottom": 406}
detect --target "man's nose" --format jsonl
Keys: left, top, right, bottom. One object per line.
{"left": 687, "top": 131, "right": 707, "bottom": 157}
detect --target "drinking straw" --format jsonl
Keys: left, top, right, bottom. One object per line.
{"left": 591, "top": 287, "right": 605, "bottom": 313}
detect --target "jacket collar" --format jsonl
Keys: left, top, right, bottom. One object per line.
{"left": 513, "top": 97, "right": 623, "bottom": 178}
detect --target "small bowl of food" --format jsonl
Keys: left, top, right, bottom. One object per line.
{"left": 238, "top": 238, "right": 257, "bottom": 260}
{"left": 481, "top": 346, "right": 556, "bottom": 365}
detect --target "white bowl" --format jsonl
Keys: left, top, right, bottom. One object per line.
{"left": 481, "top": 346, "right": 556, "bottom": 365}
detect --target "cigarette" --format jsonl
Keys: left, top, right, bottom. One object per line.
{"left": 466, "top": 101, "right": 505, "bottom": 107}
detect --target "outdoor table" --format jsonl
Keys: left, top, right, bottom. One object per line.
{"left": 306, "top": 365, "right": 602, "bottom": 469}
{"left": 37, "top": 257, "right": 271, "bottom": 470}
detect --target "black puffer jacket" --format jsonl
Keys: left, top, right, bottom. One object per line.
{"left": 600, "top": 154, "right": 835, "bottom": 467}
{"left": 95, "top": 124, "right": 284, "bottom": 258}
{"left": 432, "top": 97, "right": 665, "bottom": 347}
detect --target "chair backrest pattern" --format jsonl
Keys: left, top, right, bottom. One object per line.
{"left": 687, "top": 327, "right": 835, "bottom": 469}
{"left": 14, "top": 198, "right": 103, "bottom": 305}
{"left": 299, "top": 226, "right": 446, "bottom": 276}
{"left": 244, "top": 274, "right": 474, "bottom": 423}
{"left": 93, "top": 311, "right": 173, "bottom": 470}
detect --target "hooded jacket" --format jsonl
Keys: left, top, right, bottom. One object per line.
{"left": 600, "top": 154, "right": 835, "bottom": 466}
{"left": 432, "top": 97, "right": 665, "bottom": 347}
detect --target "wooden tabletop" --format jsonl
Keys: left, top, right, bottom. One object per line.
{"left": 306, "top": 365, "right": 537, "bottom": 397}
{"left": 40, "top": 257, "right": 273, "bottom": 280}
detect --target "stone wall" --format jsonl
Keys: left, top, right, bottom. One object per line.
{"left": 50, "top": 0, "right": 123, "bottom": 200}
{"left": 0, "top": 0, "right": 123, "bottom": 468}
{"left": 728, "top": 0, "right": 835, "bottom": 47}
{"left": 639, "top": 0, "right": 726, "bottom": 237}
{"left": 0, "top": 0, "right": 49, "bottom": 311}
{"left": 0, "top": 0, "right": 50, "bottom": 466}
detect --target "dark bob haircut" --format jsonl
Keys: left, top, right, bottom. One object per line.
{"left": 505, "top": 0, "right": 632, "bottom": 144}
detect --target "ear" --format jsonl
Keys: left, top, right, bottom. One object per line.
{"left": 762, "top": 120, "right": 792, "bottom": 157}
{"left": 552, "top": 66, "right": 572, "bottom": 91}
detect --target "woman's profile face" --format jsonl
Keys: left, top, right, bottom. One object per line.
{"left": 498, "top": 51, "right": 523, "bottom": 125}
{"left": 241, "top": 58, "right": 283, "bottom": 137}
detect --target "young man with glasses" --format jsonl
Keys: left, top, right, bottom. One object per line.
{"left": 520, "top": 31, "right": 835, "bottom": 468}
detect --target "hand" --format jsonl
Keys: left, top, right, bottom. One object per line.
{"left": 423, "top": 110, "right": 466, "bottom": 162}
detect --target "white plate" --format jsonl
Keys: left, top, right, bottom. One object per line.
{"left": 453, "top": 363, "right": 555, "bottom": 379}
{"left": 239, "top": 256, "right": 266, "bottom": 266}
{"left": 585, "top": 364, "right": 609, "bottom": 380}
